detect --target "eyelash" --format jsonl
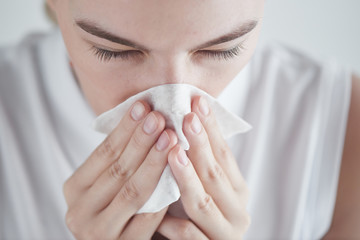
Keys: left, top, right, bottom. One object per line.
{"left": 196, "top": 44, "right": 245, "bottom": 61}
{"left": 91, "top": 47, "right": 142, "bottom": 62}
{"left": 91, "top": 44, "right": 245, "bottom": 62}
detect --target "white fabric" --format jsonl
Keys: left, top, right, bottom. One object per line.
{"left": 0, "top": 30, "right": 352, "bottom": 239}
{"left": 93, "top": 84, "right": 252, "bottom": 213}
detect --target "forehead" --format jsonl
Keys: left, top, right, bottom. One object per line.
{"left": 71, "top": 0, "right": 263, "bottom": 50}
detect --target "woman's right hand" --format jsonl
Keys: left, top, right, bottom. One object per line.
{"left": 63, "top": 101, "right": 178, "bottom": 239}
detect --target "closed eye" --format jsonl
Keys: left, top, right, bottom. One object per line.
{"left": 91, "top": 43, "right": 246, "bottom": 62}
{"left": 195, "top": 44, "right": 246, "bottom": 61}
{"left": 91, "top": 47, "right": 143, "bottom": 62}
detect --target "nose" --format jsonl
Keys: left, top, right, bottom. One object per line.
{"left": 154, "top": 54, "right": 196, "bottom": 85}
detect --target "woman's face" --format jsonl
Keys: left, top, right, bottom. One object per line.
{"left": 49, "top": 0, "right": 265, "bottom": 115}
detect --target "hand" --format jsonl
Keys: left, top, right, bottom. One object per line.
{"left": 63, "top": 101, "right": 178, "bottom": 240}
{"left": 157, "top": 96, "right": 250, "bottom": 240}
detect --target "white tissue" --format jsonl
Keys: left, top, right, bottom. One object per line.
{"left": 93, "top": 84, "right": 251, "bottom": 213}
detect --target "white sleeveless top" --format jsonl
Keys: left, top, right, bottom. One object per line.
{"left": 0, "top": 29, "right": 352, "bottom": 239}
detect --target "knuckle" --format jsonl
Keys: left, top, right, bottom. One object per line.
{"left": 147, "top": 156, "right": 158, "bottom": 168}
{"left": 232, "top": 210, "right": 251, "bottom": 236}
{"left": 177, "top": 221, "right": 195, "bottom": 240}
{"left": 66, "top": 210, "right": 104, "bottom": 240}
{"left": 197, "top": 194, "right": 214, "bottom": 215}
{"left": 206, "top": 163, "right": 225, "bottom": 182}
{"left": 132, "top": 130, "right": 146, "bottom": 151}
{"left": 217, "top": 145, "right": 232, "bottom": 161}
{"left": 63, "top": 176, "right": 81, "bottom": 206}
{"left": 98, "top": 137, "right": 119, "bottom": 159}
{"left": 63, "top": 179, "right": 72, "bottom": 200}
{"left": 120, "top": 180, "right": 140, "bottom": 202}
{"left": 65, "top": 209, "right": 80, "bottom": 235}
{"left": 239, "top": 211, "right": 251, "bottom": 234}
{"left": 108, "top": 160, "right": 131, "bottom": 181}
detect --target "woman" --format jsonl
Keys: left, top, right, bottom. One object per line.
{"left": 0, "top": 0, "right": 359, "bottom": 239}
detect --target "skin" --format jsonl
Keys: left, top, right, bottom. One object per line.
{"left": 49, "top": 0, "right": 264, "bottom": 115}
{"left": 322, "top": 74, "right": 360, "bottom": 239}
{"left": 47, "top": 0, "right": 360, "bottom": 239}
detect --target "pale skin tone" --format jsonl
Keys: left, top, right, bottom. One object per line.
{"left": 47, "top": 0, "right": 360, "bottom": 239}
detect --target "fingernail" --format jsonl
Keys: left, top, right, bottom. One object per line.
{"left": 191, "top": 115, "right": 202, "bottom": 134}
{"left": 143, "top": 113, "right": 158, "bottom": 134}
{"left": 156, "top": 131, "right": 170, "bottom": 151}
{"left": 199, "top": 97, "right": 209, "bottom": 116}
{"left": 177, "top": 148, "right": 189, "bottom": 166}
{"left": 131, "top": 102, "right": 146, "bottom": 121}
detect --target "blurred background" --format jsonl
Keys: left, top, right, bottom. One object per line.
{"left": 0, "top": 0, "right": 359, "bottom": 74}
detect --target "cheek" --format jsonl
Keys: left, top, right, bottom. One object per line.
{"left": 56, "top": 6, "right": 143, "bottom": 111}
{"left": 202, "top": 61, "right": 245, "bottom": 97}
{"left": 196, "top": 25, "right": 261, "bottom": 97}
{"left": 201, "top": 51, "right": 256, "bottom": 97}
{"left": 207, "top": 29, "right": 261, "bottom": 96}
{"left": 72, "top": 56, "right": 146, "bottom": 113}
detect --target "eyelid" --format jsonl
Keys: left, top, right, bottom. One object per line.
{"left": 199, "top": 41, "right": 245, "bottom": 53}
{"left": 85, "top": 36, "right": 139, "bottom": 52}
{"left": 91, "top": 46, "right": 143, "bottom": 62}
{"left": 198, "top": 46, "right": 236, "bottom": 53}
{"left": 197, "top": 36, "right": 243, "bottom": 52}
{"left": 194, "top": 43, "right": 246, "bottom": 61}
{"left": 198, "top": 37, "right": 247, "bottom": 52}
{"left": 93, "top": 44, "right": 138, "bottom": 52}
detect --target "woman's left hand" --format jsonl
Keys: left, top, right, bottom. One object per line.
{"left": 157, "top": 96, "right": 251, "bottom": 240}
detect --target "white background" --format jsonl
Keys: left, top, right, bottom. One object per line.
{"left": 0, "top": 0, "right": 359, "bottom": 74}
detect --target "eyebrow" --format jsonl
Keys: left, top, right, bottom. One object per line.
{"left": 191, "top": 20, "right": 258, "bottom": 51}
{"left": 75, "top": 19, "right": 258, "bottom": 51}
{"left": 75, "top": 19, "right": 148, "bottom": 51}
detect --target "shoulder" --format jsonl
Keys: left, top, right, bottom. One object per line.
{"left": 236, "top": 44, "right": 354, "bottom": 238}
{"left": 247, "top": 42, "right": 352, "bottom": 120}
{"left": 248, "top": 42, "right": 352, "bottom": 104}
{"left": 324, "top": 74, "right": 360, "bottom": 238}
{"left": 253, "top": 42, "right": 322, "bottom": 69}
{"left": 250, "top": 42, "right": 326, "bottom": 83}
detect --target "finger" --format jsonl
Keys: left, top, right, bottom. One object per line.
{"left": 191, "top": 96, "right": 246, "bottom": 192}
{"left": 79, "top": 112, "right": 167, "bottom": 212}
{"left": 97, "top": 130, "right": 178, "bottom": 238}
{"left": 157, "top": 214, "right": 208, "bottom": 240}
{"left": 183, "top": 113, "right": 242, "bottom": 219}
{"left": 64, "top": 101, "right": 151, "bottom": 202}
{"left": 119, "top": 207, "right": 168, "bottom": 240}
{"left": 168, "top": 145, "right": 231, "bottom": 239}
